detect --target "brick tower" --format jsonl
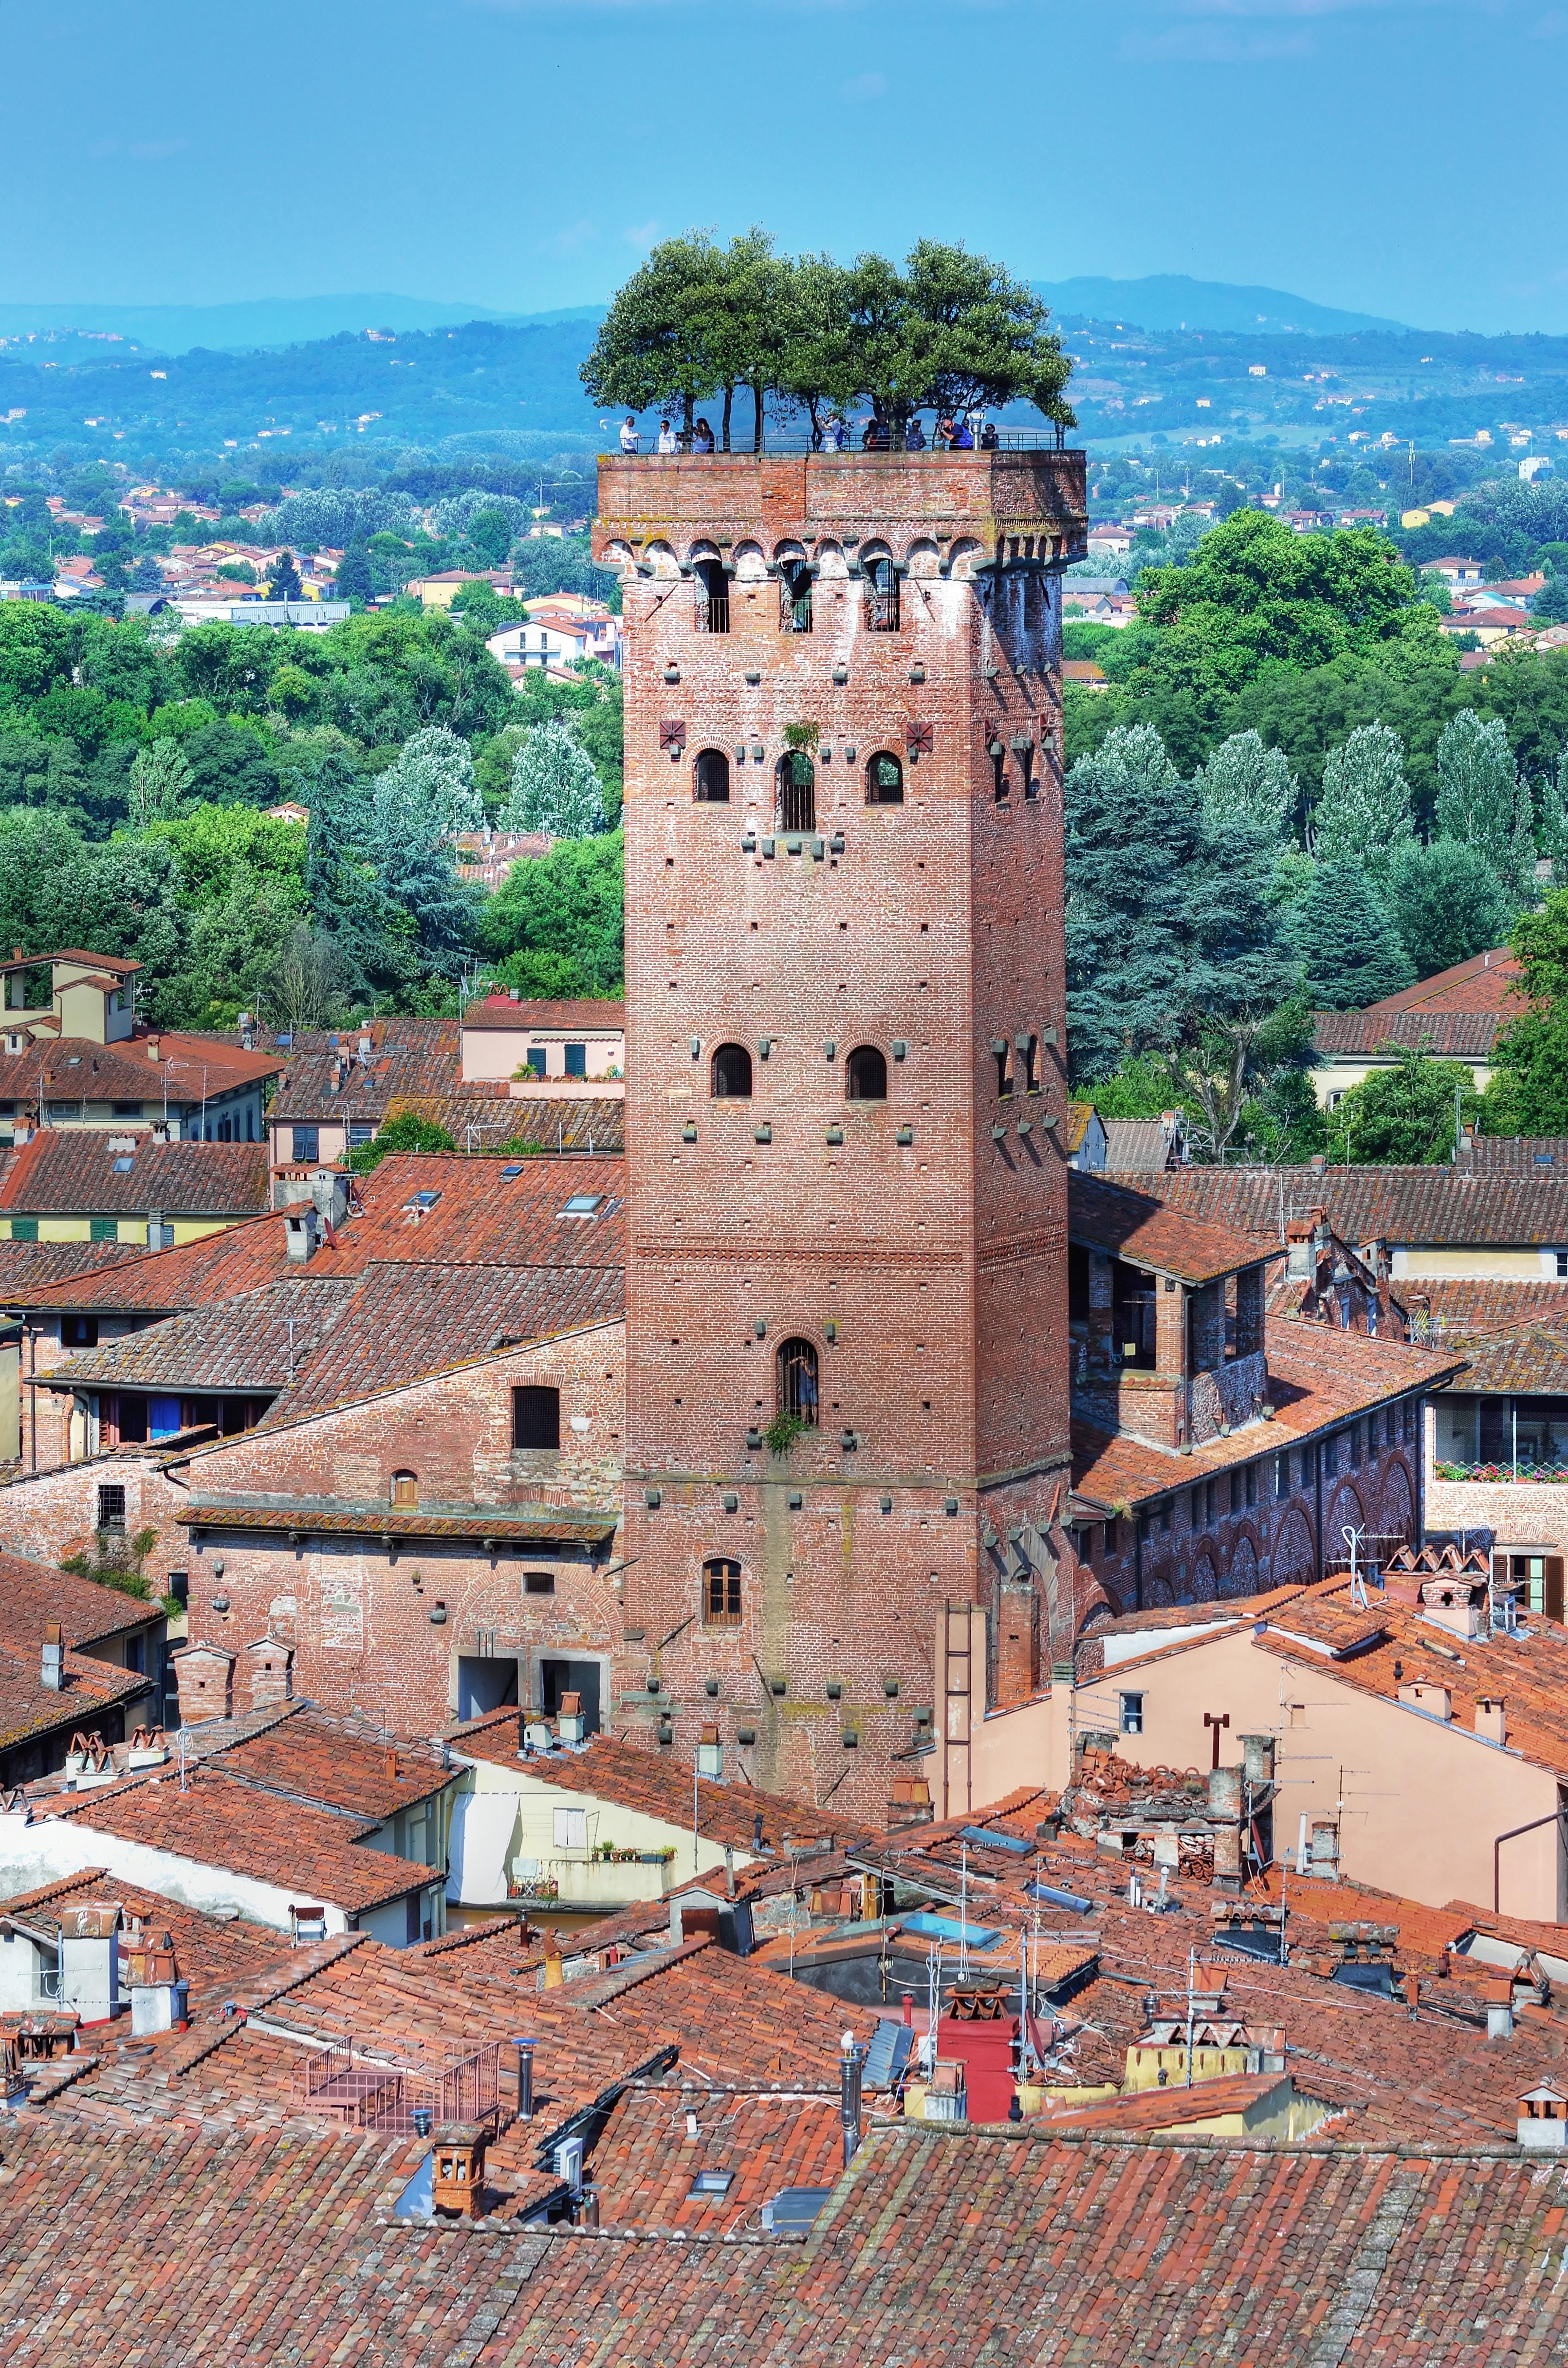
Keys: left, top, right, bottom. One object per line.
{"left": 594, "top": 444, "right": 1088, "bottom": 1819}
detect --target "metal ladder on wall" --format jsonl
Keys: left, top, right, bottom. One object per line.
{"left": 941, "top": 1602, "right": 973, "bottom": 1823}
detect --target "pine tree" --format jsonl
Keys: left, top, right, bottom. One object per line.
{"left": 1384, "top": 838, "right": 1512, "bottom": 980}
{"left": 1292, "top": 859, "right": 1415, "bottom": 1010}
{"left": 502, "top": 719, "right": 607, "bottom": 838}
{"left": 268, "top": 548, "right": 303, "bottom": 603}
{"left": 334, "top": 540, "right": 373, "bottom": 607}
{"left": 1193, "top": 730, "right": 1295, "bottom": 845}
{"left": 127, "top": 738, "right": 194, "bottom": 830}
{"left": 1066, "top": 723, "right": 1294, "bottom": 1081}
{"left": 1435, "top": 709, "right": 1520, "bottom": 885}
{"left": 1312, "top": 724, "right": 1413, "bottom": 883}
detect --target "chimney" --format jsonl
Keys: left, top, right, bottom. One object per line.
{"left": 557, "top": 1689, "right": 586, "bottom": 1745}
{"left": 285, "top": 1207, "right": 319, "bottom": 1262}
{"left": 41, "top": 1620, "right": 63, "bottom": 1691}
{"left": 357, "top": 1034, "right": 372, "bottom": 1066}
{"left": 1475, "top": 1696, "right": 1506, "bottom": 1747}
{"left": 173, "top": 1643, "right": 234, "bottom": 1726}
{"left": 430, "top": 2123, "right": 489, "bottom": 2218}
{"left": 1398, "top": 1681, "right": 1451, "bottom": 1721}
{"left": 511, "top": 2036, "right": 536, "bottom": 2120}
{"left": 1484, "top": 1979, "right": 1515, "bottom": 2042}
{"left": 839, "top": 2031, "right": 867, "bottom": 2165}
{"left": 242, "top": 1636, "right": 294, "bottom": 1713}
{"left": 697, "top": 1723, "right": 723, "bottom": 1779}
{"left": 1518, "top": 2082, "right": 1568, "bottom": 2150}
{"left": 239, "top": 1010, "right": 255, "bottom": 1052}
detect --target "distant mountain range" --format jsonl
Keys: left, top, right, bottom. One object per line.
{"left": 1033, "top": 275, "right": 1409, "bottom": 338}
{"left": 0, "top": 275, "right": 1413, "bottom": 357}
{"left": 0, "top": 295, "right": 603, "bottom": 355}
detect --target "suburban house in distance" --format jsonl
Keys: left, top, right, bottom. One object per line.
{"left": 0, "top": 950, "right": 282, "bottom": 1145}
{"left": 0, "top": 1132, "right": 268, "bottom": 1247}
{"left": 1310, "top": 946, "right": 1521, "bottom": 1109}
{"left": 265, "top": 1014, "right": 625, "bottom": 1167}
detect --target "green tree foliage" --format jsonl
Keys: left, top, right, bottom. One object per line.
{"left": 373, "top": 724, "right": 485, "bottom": 839}
{"left": 1311, "top": 722, "right": 1414, "bottom": 882}
{"left": 481, "top": 831, "right": 625, "bottom": 997}
{"left": 343, "top": 1108, "right": 458, "bottom": 1173}
{"left": 1325, "top": 1045, "right": 1480, "bottom": 1165}
{"left": 1065, "top": 723, "right": 1296, "bottom": 1082}
{"left": 1434, "top": 707, "right": 1532, "bottom": 894}
{"left": 1383, "top": 838, "right": 1513, "bottom": 980}
{"left": 335, "top": 540, "right": 373, "bottom": 607}
{"left": 1192, "top": 729, "right": 1295, "bottom": 844}
{"left": 1291, "top": 859, "right": 1415, "bottom": 1010}
{"left": 128, "top": 738, "right": 194, "bottom": 829}
{"left": 584, "top": 233, "right": 1073, "bottom": 441}
{"left": 1481, "top": 889, "right": 1568, "bottom": 1135}
{"left": 502, "top": 719, "right": 606, "bottom": 837}
{"left": 267, "top": 550, "right": 303, "bottom": 603}
{"left": 1133, "top": 511, "right": 1423, "bottom": 712}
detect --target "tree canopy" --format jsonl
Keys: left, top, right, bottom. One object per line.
{"left": 582, "top": 233, "right": 1074, "bottom": 442}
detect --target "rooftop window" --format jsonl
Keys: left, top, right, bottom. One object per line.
{"left": 560, "top": 1192, "right": 605, "bottom": 1217}
{"left": 689, "top": 2169, "right": 734, "bottom": 2197}
{"left": 112, "top": 1155, "right": 134, "bottom": 1173}
{"left": 406, "top": 1189, "right": 442, "bottom": 1211}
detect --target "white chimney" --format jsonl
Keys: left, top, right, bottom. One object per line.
{"left": 1475, "top": 1697, "right": 1506, "bottom": 1747}
{"left": 40, "top": 1622, "right": 63, "bottom": 1691}
{"left": 285, "top": 1208, "right": 319, "bottom": 1262}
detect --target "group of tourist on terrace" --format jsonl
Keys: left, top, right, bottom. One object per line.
{"left": 624, "top": 408, "right": 1002, "bottom": 456}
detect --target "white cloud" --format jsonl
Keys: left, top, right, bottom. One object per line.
{"left": 549, "top": 218, "right": 600, "bottom": 255}
{"left": 839, "top": 70, "right": 886, "bottom": 100}
{"left": 624, "top": 219, "right": 663, "bottom": 253}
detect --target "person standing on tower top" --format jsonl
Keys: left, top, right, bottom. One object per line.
{"left": 620, "top": 416, "right": 641, "bottom": 453}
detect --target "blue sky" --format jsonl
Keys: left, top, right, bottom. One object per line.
{"left": 4, "top": 0, "right": 1566, "bottom": 331}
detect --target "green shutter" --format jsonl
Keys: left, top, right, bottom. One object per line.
{"left": 89, "top": 1218, "right": 119, "bottom": 1242}
{"left": 9, "top": 1220, "right": 37, "bottom": 1242}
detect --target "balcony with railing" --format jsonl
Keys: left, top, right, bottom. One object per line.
{"left": 299, "top": 2038, "right": 501, "bottom": 2135}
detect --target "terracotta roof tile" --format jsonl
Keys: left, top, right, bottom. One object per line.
{"left": 1072, "top": 1316, "right": 1457, "bottom": 1509}
{"left": 1114, "top": 1163, "right": 1568, "bottom": 1251}
{"left": 41, "top": 1764, "right": 443, "bottom": 1914}
{"left": 1069, "top": 1173, "right": 1263, "bottom": 1283}
{"left": 0, "top": 1132, "right": 268, "bottom": 1219}
{"left": 1361, "top": 946, "right": 1521, "bottom": 1016}
{"left": 0, "top": 1026, "right": 282, "bottom": 1106}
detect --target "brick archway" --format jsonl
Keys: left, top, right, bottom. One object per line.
{"left": 1272, "top": 1507, "right": 1316, "bottom": 1586}
{"left": 1381, "top": 1458, "right": 1415, "bottom": 1544}
{"left": 1327, "top": 1482, "right": 1366, "bottom": 1557}
{"left": 1189, "top": 1552, "right": 1218, "bottom": 1603}
{"left": 1222, "top": 1533, "right": 1260, "bottom": 1598}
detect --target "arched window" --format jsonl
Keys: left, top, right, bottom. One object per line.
{"left": 1021, "top": 1034, "right": 1039, "bottom": 1092}
{"left": 865, "top": 751, "right": 903, "bottom": 806}
{"left": 703, "top": 1557, "right": 743, "bottom": 1625}
{"left": 694, "top": 748, "right": 731, "bottom": 803}
{"left": 776, "top": 751, "right": 815, "bottom": 834}
{"left": 776, "top": 1337, "right": 819, "bottom": 1427}
{"left": 864, "top": 555, "right": 899, "bottom": 633}
{"left": 710, "top": 1042, "right": 753, "bottom": 1099}
{"left": 778, "top": 557, "right": 813, "bottom": 634}
{"left": 845, "top": 1046, "right": 888, "bottom": 1102}
{"left": 390, "top": 1470, "right": 418, "bottom": 1507}
{"left": 693, "top": 557, "right": 729, "bottom": 633}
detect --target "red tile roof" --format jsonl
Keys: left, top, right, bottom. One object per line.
{"left": 1069, "top": 1172, "right": 1264, "bottom": 1283}
{"left": 207, "top": 1704, "right": 456, "bottom": 1821}
{"left": 0, "top": 1131, "right": 268, "bottom": 1219}
{"left": 1072, "top": 1315, "right": 1458, "bottom": 1509}
{"left": 0, "top": 1152, "right": 626, "bottom": 1314}
{"left": 0, "top": 1548, "right": 164, "bottom": 1650}
{"left": 456, "top": 1720, "right": 865, "bottom": 1858}
{"left": 589, "top": 2085, "right": 854, "bottom": 2230}
{"left": 1312, "top": 1007, "right": 1512, "bottom": 1059}
{"left": 0, "top": 1027, "right": 282, "bottom": 1107}
{"left": 1364, "top": 949, "right": 1518, "bottom": 1009}
{"left": 42, "top": 1764, "right": 442, "bottom": 1914}
{"left": 1118, "top": 1163, "right": 1568, "bottom": 1250}
{"left": 0, "top": 1639, "right": 151, "bottom": 1757}
{"left": 464, "top": 997, "right": 626, "bottom": 1033}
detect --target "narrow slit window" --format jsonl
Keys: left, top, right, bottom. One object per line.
{"left": 776, "top": 751, "right": 815, "bottom": 834}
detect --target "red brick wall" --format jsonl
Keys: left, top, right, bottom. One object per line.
{"left": 171, "top": 1328, "right": 625, "bottom": 1733}
{"left": 605, "top": 451, "right": 1088, "bottom": 1818}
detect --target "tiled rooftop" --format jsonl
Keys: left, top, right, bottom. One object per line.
{"left": 1311, "top": 1006, "right": 1509, "bottom": 1058}
{"left": 0, "top": 1131, "right": 268, "bottom": 1219}
{"left": 1068, "top": 1172, "right": 1264, "bottom": 1284}
{"left": 1361, "top": 945, "right": 1521, "bottom": 1017}
{"left": 1433, "top": 1309, "right": 1568, "bottom": 1394}
{"left": 205, "top": 1703, "right": 456, "bottom": 1821}
{"left": 463, "top": 996, "right": 626, "bottom": 1034}
{"left": 1399, "top": 1276, "right": 1568, "bottom": 1344}
{"left": 0, "top": 1638, "right": 150, "bottom": 1757}
{"left": 41, "top": 1764, "right": 443, "bottom": 1913}
{"left": 589, "top": 2085, "right": 854, "bottom": 2231}
{"left": 1071, "top": 1315, "right": 1458, "bottom": 1510}
{"left": 1110, "top": 1162, "right": 1568, "bottom": 1250}
{"left": 0, "top": 1151, "right": 626, "bottom": 1314}
{"left": 0, "top": 1548, "right": 165, "bottom": 1650}
{"left": 0, "top": 1026, "right": 282, "bottom": 1107}
{"left": 455, "top": 1720, "right": 868, "bottom": 1859}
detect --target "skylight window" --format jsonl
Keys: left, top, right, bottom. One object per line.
{"left": 406, "top": 1189, "right": 442, "bottom": 1211}
{"left": 560, "top": 1194, "right": 605, "bottom": 1218}
{"left": 500, "top": 1163, "right": 526, "bottom": 1179}
{"left": 112, "top": 1156, "right": 134, "bottom": 1173}
{"left": 688, "top": 2170, "right": 733, "bottom": 2198}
